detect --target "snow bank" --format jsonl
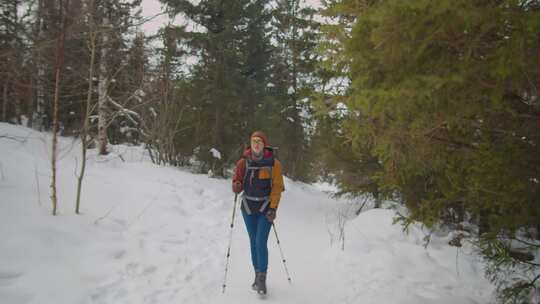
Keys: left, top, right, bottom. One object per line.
{"left": 324, "top": 209, "right": 491, "bottom": 303}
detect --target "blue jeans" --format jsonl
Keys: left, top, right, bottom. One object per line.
{"left": 242, "top": 208, "right": 272, "bottom": 273}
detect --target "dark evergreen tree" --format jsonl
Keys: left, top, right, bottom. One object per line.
{"left": 0, "top": 0, "right": 24, "bottom": 123}
{"left": 0, "top": 0, "right": 48, "bottom": 126}
{"left": 267, "top": 0, "right": 320, "bottom": 181}
{"left": 161, "top": 0, "right": 275, "bottom": 176}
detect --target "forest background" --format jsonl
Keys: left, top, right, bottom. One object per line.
{"left": 1, "top": 0, "right": 539, "bottom": 302}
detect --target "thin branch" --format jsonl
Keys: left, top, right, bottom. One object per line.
{"left": 530, "top": 272, "right": 540, "bottom": 286}
{"left": 94, "top": 204, "right": 119, "bottom": 225}
{"left": 520, "top": 260, "right": 540, "bottom": 267}
{"left": 127, "top": 197, "right": 157, "bottom": 228}
{"left": 107, "top": 96, "right": 141, "bottom": 123}
{"left": 512, "top": 237, "right": 540, "bottom": 248}
{"left": 428, "top": 135, "right": 477, "bottom": 150}
{"left": 355, "top": 196, "right": 369, "bottom": 215}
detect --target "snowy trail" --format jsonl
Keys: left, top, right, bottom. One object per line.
{"left": 0, "top": 123, "right": 494, "bottom": 304}
{"left": 85, "top": 165, "right": 342, "bottom": 304}
{"left": 219, "top": 183, "right": 338, "bottom": 304}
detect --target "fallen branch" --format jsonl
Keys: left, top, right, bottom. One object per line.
{"left": 94, "top": 204, "right": 119, "bottom": 225}
{"left": 127, "top": 197, "right": 157, "bottom": 228}
{"left": 0, "top": 135, "right": 27, "bottom": 143}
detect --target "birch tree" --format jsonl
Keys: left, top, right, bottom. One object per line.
{"left": 96, "top": 6, "right": 110, "bottom": 155}
{"left": 75, "top": 0, "right": 97, "bottom": 214}
{"left": 50, "top": 0, "right": 68, "bottom": 215}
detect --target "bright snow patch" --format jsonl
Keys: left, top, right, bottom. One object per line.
{"left": 210, "top": 148, "right": 221, "bottom": 160}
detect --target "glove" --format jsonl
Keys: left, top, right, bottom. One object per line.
{"left": 266, "top": 208, "right": 276, "bottom": 223}
{"left": 232, "top": 181, "right": 243, "bottom": 193}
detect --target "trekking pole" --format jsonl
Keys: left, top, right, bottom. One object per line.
{"left": 222, "top": 193, "right": 238, "bottom": 293}
{"left": 272, "top": 223, "right": 292, "bottom": 284}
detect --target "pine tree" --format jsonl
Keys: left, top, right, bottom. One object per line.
{"left": 0, "top": 0, "right": 19, "bottom": 122}
{"left": 162, "top": 0, "right": 275, "bottom": 176}
{"left": 1, "top": 0, "right": 33, "bottom": 125}
{"left": 267, "top": 0, "right": 320, "bottom": 181}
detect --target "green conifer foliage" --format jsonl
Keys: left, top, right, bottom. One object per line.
{"left": 320, "top": 0, "right": 540, "bottom": 300}
{"left": 266, "top": 0, "right": 320, "bottom": 181}
{"left": 163, "top": 0, "right": 274, "bottom": 176}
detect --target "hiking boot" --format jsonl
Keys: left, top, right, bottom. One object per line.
{"left": 256, "top": 272, "right": 267, "bottom": 295}
{"left": 251, "top": 272, "right": 259, "bottom": 290}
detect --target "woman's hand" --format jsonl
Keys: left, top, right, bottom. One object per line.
{"left": 232, "top": 181, "right": 243, "bottom": 193}
{"left": 266, "top": 208, "right": 276, "bottom": 222}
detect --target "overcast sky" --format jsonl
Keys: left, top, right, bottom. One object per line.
{"left": 139, "top": 0, "right": 322, "bottom": 35}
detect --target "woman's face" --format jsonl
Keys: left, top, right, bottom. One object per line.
{"left": 251, "top": 136, "right": 264, "bottom": 155}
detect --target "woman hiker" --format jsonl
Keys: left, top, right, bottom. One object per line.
{"left": 232, "top": 131, "right": 285, "bottom": 295}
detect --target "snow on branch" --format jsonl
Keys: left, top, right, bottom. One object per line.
{"left": 107, "top": 96, "right": 141, "bottom": 126}
{"left": 105, "top": 95, "right": 150, "bottom": 138}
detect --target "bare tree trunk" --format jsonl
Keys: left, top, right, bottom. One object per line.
{"left": 97, "top": 13, "right": 109, "bottom": 155}
{"left": 34, "top": 0, "right": 46, "bottom": 130}
{"left": 2, "top": 81, "right": 7, "bottom": 122}
{"left": 213, "top": 105, "right": 223, "bottom": 175}
{"left": 50, "top": 0, "right": 67, "bottom": 216}
{"left": 14, "top": 95, "right": 21, "bottom": 124}
{"left": 36, "top": 67, "right": 46, "bottom": 129}
{"left": 76, "top": 0, "right": 96, "bottom": 214}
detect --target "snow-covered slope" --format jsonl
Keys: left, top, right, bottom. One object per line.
{"left": 0, "top": 123, "right": 494, "bottom": 304}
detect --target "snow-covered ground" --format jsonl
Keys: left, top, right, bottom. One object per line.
{"left": 0, "top": 123, "right": 494, "bottom": 303}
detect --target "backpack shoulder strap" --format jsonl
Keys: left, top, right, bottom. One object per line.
{"left": 243, "top": 158, "right": 251, "bottom": 184}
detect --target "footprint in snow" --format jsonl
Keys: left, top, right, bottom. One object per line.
{"left": 113, "top": 250, "right": 126, "bottom": 260}
{"left": 0, "top": 271, "right": 23, "bottom": 286}
{"left": 143, "top": 265, "right": 157, "bottom": 275}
